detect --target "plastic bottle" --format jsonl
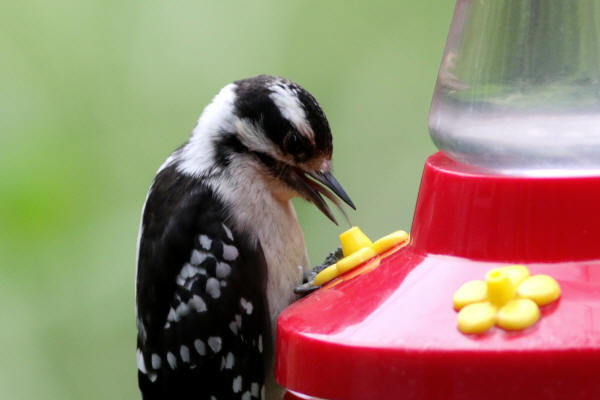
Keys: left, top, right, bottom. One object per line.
{"left": 429, "top": 0, "right": 600, "bottom": 176}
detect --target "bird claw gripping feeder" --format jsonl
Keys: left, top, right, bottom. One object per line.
{"left": 275, "top": 1, "right": 600, "bottom": 399}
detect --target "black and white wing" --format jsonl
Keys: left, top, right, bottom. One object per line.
{"left": 136, "top": 165, "right": 269, "bottom": 400}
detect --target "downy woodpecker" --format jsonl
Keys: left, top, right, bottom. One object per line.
{"left": 135, "top": 75, "right": 354, "bottom": 400}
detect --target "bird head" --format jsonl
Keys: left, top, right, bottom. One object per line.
{"left": 179, "top": 75, "right": 354, "bottom": 224}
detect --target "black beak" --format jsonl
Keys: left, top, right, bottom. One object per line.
{"left": 294, "top": 169, "right": 355, "bottom": 225}
{"left": 306, "top": 171, "right": 355, "bottom": 210}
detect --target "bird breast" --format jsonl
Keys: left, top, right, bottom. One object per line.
{"left": 214, "top": 158, "right": 310, "bottom": 326}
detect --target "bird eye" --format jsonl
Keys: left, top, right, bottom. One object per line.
{"left": 284, "top": 133, "right": 303, "bottom": 155}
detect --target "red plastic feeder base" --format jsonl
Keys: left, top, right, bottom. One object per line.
{"left": 275, "top": 152, "right": 600, "bottom": 400}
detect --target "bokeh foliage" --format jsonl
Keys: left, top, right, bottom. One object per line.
{"left": 0, "top": 1, "right": 451, "bottom": 398}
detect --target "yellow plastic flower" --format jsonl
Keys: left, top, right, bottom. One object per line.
{"left": 313, "top": 227, "right": 409, "bottom": 287}
{"left": 454, "top": 265, "right": 560, "bottom": 334}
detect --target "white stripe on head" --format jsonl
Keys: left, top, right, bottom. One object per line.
{"left": 177, "top": 83, "right": 238, "bottom": 177}
{"left": 234, "top": 118, "right": 276, "bottom": 155}
{"left": 268, "top": 83, "right": 313, "bottom": 140}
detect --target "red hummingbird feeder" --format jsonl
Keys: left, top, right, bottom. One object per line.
{"left": 275, "top": 1, "right": 600, "bottom": 399}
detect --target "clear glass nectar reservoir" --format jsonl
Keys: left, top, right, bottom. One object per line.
{"left": 429, "top": 0, "right": 600, "bottom": 174}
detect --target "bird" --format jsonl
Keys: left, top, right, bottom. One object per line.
{"left": 135, "top": 74, "right": 354, "bottom": 400}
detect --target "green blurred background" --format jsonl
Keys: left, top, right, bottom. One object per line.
{"left": 0, "top": 1, "right": 452, "bottom": 398}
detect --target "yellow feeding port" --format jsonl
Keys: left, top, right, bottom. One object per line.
{"left": 452, "top": 264, "right": 561, "bottom": 334}
{"left": 312, "top": 227, "right": 409, "bottom": 287}
{"left": 486, "top": 268, "right": 516, "bottom": 306}
{"left": 339, "top": 227, "right": 372, "bottom": 257}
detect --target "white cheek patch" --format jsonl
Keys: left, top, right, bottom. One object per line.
{"left": 178, "top": 83, "right": 238, "bottom": 177}
{"left": 268, "top": 84, "right": 314, "bottom": 141}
